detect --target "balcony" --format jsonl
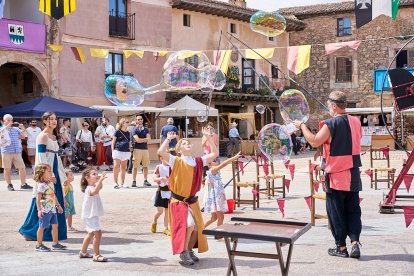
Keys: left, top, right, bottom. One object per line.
{"left": 109, "top": 11, "right": 135, "bottom": 40}
{"left": 374, "top": 68, "right": 414, "bottom": 94}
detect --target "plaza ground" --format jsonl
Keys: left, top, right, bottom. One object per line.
{"left": 0, "top": 151, "right": 413, "bottom": 275}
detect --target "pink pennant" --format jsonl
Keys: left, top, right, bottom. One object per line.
{"left": 284, "top": 160, "right": 290, "bottom": 169}
{"left": 380, "top": 147, "right": 390, "bottom": 159}
{"left": 284, "top": 179, "right": 291, "bottom": 192}
{"left": 325, "top": 40, "right": 361, "bottom": 55}
{"left": 252, "top": 189, "right": 259, "bottom": 196}
{"left": 364, "top": 169, "right": 372, "bottom": 178}
{"left": 261, "top": 153, "right": 269, "bottom": 175}
{"left": 403, "top": 174, "right": 414, "bottom": 193}
{"left": 309, "top": 163, "right": 318, "bottom": 174}
{"left": 238, "top": 161, "right": 245, "bottom": 175}
{"left": 304, "top": 196, "right": 312, "bottom": 210}
{"left": 288, "top": 164, "right": 295, "bottom": 180}
{"left": 314, "top": 181, "right": 320, "bottom": 193}
{"left": 277, "top": 199, "right": 285, "bottom": 218}
{"left": 359, "top": 197, "right": 363, "bottom": 204}
{"left": 402, "top": 207, "right": 414, "bottom": 228}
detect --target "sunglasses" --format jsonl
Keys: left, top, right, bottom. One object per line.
{"left": 125, "top": 121, "right": 130, "bottom": 124}
{"left": 137, "top": 119, "right": 143, "bottom": 121}
{"left": 83, "top": 124, "right": 89, "bottom": 127}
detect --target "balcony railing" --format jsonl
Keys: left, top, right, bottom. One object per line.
{"left": 109, "top": 11, "right": 135, "bottom": 40}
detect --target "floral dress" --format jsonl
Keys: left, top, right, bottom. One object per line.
{"left": 204, "top": 169, "right": 228, "bottom": 213}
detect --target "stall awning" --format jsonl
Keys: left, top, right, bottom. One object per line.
{"left": 345, "top": 107, "right": 394, "bottom": 114}
{"left": 90, "top": 105, "right": 177, "bottom": 116}
{"left": 159, "top": 95, "right": 218, "bottom": 117}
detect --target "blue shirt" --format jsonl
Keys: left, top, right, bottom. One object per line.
{"left": 160, "top": 124, "right": 178, "bottom": 148}
{"left": 1, "top": 127, "right": 22, "bottom": 153}
{"left": 133, "top": 127, "right": 150, "bottom": 150}
{"left": 229, "top": 127, "right": 239, "bottom": 138}
{"left": 114, "top": 130, "right": 131, "bottom": 152}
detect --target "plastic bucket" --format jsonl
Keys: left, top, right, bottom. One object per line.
{"left": 225, "top": 199, "right": 235, "bottom": 214}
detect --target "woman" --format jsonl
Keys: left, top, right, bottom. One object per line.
{"left": 112, "top": 118, "right": 131, "bottom": 189}
{"left": 19, "top": 112, "right": 68, "bottom": 243}
{"left": 75, "top": 122, "right": 95, "bottom": 165}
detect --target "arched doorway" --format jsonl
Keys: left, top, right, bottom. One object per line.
{"left": 0, "top": 62, "right": 48, "bottom": 108}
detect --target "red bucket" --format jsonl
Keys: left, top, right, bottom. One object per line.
{"left": 225, "top": 199, "right": 235, "bottom": 214}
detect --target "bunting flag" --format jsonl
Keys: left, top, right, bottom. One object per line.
{"left": 309, "top": 163, "right": 318, "bottom": 174}
{"left": 47, "top": 44, "right": 63, "bottom": 52}
{"left": 277, "top": 199, "right": 285, "bottom": 218}
{"left": 355, "top": 0, "right": 400, "bottom": 29}
{"left": 238, "top": 161, "right": 245, "bottom": 175}
{"left": 403, "top": 207, "right": 414, "bottom": 228}
{"left": 380, "top": 147, "right": 390, "bottom": 158}
{"left": 245, "top": 48, "right": 275, "bottom": 59}
{"left": 39, "top": 0, "right": 77, "bottom": 20}
{"left": 153, "top": 51, "right": 168, "bottom": 61}
{"left": 177, "top": 50, "right": 201, "bottom": 60}
{"left": 359, "top": 197, "right": 363, "bottom": 204}
{"left": 288, "top": 164, "right": 295, "bottom": 180}
{"left": 124, "top": 50, "right": 144, "bottom": 59}
{"left": 364, "top": 169, "right": 372, "bottom": 178}
{"left": 284, "top": 179, "right": 291, "bottom": 192}
{"left": 314, "top": 181, "right": 320, "bottom": 193}
{"left": 90, "top": 48, "right": 109, "bottom": 59}
{"left": 284, "top": 160, "right": 290, "bottom": 170}
{"left": 403, "top": 174, "right": 414, "bottom": 193}
{"left": 287, "top": 45, "right": 311, "bottom": 75}
{"left": 71, "top": 47, "right": 86, "bottom": 64}
{"left": 251, "top": 156, "right": 258, "bottom": 163}
{"left": 261, "top": 153, "right": 269, "bottom": 175}
{"left": 325, "top": 40, "right": 361, "bottom": 55}
{"left": 214, "top": 50, "right": 232, "bottom": 74}
{"left": 252, "top": 189, "right": 259, "bottom": 196}
{"left": 304, "top": 196, "right": 312, "bottom": 211}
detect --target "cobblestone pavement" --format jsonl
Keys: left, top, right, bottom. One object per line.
{"left": 0, "top": 151, "right": 413, "bottom": 275}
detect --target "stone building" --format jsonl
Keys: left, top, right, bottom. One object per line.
{"left": 280, "top": 0, "right": 414, "bottom": 128}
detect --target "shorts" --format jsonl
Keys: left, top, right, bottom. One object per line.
{"left": 27, "top": 148, "right": 36, "bottom": 156}
{"left": 112, "top": 150, "right": 131, "bottom": 161}
{"left": 84, "top": 216, "right": 101, "bottom": 233}
{"left": 39, "top": 211, "right": 58, "bottom": 229}
{"left": 154, "top": 191, "right": 169, "bottom": 209}
{"left": 133, "top": 149, "right": 150, "bottom": 168}
{"left": 1, "top": 153, "right": 25, "bottom": 169}
{"left": 187, "top": 207, "right": 196, "bottom": 230}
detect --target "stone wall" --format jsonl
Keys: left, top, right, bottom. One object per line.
{"left": 288, "top": 7, "right": 414, "bottom": 128}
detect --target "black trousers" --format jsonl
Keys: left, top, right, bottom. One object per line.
{"left": 104, "top": 145, "right": 113, "bottom": 165}
{"left": 326, "top": 189, "right": 362, "bottom": 247}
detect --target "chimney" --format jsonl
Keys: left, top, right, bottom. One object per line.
{"left": 228, "top": 0, "right": 246, "bottom": 8}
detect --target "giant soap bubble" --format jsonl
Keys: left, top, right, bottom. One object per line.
{"left": 279, "top": 89, "right": 310, "bottom": 123}
{"left": 105, "top": 75, "right": 145, "bottom": 106}
{"left": 256, "top": 104, "right": 265, "bottom": 114}
{"left": 250, "top": 11, "right": 286, "bottom": 37}
{"left": 257, "top": 123, "right": 292, "bottom": 163}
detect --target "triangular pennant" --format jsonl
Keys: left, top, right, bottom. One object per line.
{"left": 304, "top": 196, "right": 312, "bottom": 211}
{"left": 245, "top": 48, "right": 275, "bottom": 60}
{"left": 402, "top": 206, "right": 414, "bottom": 228}
{"left": 309, "top": 163, "right": 318, "bottom": 174}
{"left": 90, "top": 48, "right": 109, "bottom": 59}
{"left": 288, "top": 164, "right": 295, "bottom": 180}
{"left": 284, "top": 179, "right": 291, "bottom": 193}
{"left": 124, "top": 50, "right": 144, "bottom": 59}
{"left": 314, "top": 181, "right": 320, "bottom": 193}
{"left": 277, "top": 199, "right": 285, "bottom": 218}
{"left": 238, "top": 161, "right": 245, "bottom": 175}
{"left": 284, "top": 160, "right": 290, "bottom": 169}
{"left": 71, "top": 47, "right": 85, "bottom": 64}
{"left": 261, "top": 153, "right": 269, "bottom": 175}
{"left": 380, "top": 147, "right": 390, "bottom": 158}
{"left": 403, "top": 174, "right": 414, "bottom": 193}
{"left": 364, "top": 169, "right": 372, "bottom": 178}
{"left": 47, "top": 44, "right": 63, "bottom": 52}
{"left": 359, "top": 197, "right": 363, "bottom": 204}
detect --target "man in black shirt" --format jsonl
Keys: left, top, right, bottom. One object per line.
{"left": 132, "top": 115, "right": 151, "bottom": 187}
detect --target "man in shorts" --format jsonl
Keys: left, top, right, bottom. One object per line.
{"left": 26, "top": 119, "right": 41, "bottom": 172}
{"left": 132, "top": 115, "right": 151, "bottom": 187}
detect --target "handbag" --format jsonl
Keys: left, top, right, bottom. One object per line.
{"left": 75, "top": 130, "right": 83, "bottom": 149}
{"left": 0, "top": 128, "right": 11, "bottom": 148}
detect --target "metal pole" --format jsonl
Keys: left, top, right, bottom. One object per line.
{"left": 185, "top": 115, "right": 188, "bottom": 138}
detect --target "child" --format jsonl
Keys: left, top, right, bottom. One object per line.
{"left": 34, "top": 163, "right": 66, "bottom": 252}
{"left": 204, "top": 153, "right": 240, "bottom": 232}
{"left": 63, "top": 170, "right": 76, "bottom": 231}
{"left": 151, "top": 155, "right": 171, "bottom": 236}
{"left": 79, "top": 168, "right": 107, "bottom": 262}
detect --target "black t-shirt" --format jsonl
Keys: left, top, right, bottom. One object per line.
{"left": 133, "top": 127, "right": 149, "bottom": 150}
{"left": 114, "top": 130, "right": 131, "bottom": 152}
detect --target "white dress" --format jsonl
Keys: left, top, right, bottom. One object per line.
{"left": 81, "top": 185, "right": 104, "bottom": 233}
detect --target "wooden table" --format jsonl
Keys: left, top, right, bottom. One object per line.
{"left": 203, "top": 217, "right": 311, "bottom": 276}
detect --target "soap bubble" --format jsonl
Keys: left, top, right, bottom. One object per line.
{"left": 256, "top": 104, "right": 265, "bottom": 114}
{"left": 279, "top": 89, "right": 310, "bottom": 123}
{"left": 250, "top": 11, "right": 286, "bottom": 37}
{"left": 197, "top": 110, "right": 208, "bottom": 123}
{"left": 105, "top": 75, "right": 145, "bottom": 106}
{"left": 257, "top": 123, "right": 292, "bottom": 163}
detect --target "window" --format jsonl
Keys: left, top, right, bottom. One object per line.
{"left": 23, "top": 71, "right": 33, "bottom": 93}
{"left": 230, "top": 23, "right": 236, "bottom": 34}
{"left": 109, "top": 0, "right": 134, "bottom": 39}
{"left": 184, "top": 55, "right": 199, "bottom": 68}
{"left": 242, "top": 58, "right": 255, "bottom": 92}
{"left": 105, "top": 53, "right": 123, "bottom": 78}
{"left": 183, "top": 14, "right": 191, "bottom": 27}
{"left": 335, "top": 57, "right": 352, "bottom": 83}
{"left": 396, "top": 49, "right": 414, "bottom": 68}
{"left": 268, "top": 37, "right": 274, "bottom": 41}
{"left": 271, "top": 65, "right": 278, "bottom": 79}
{"left": 337, "top": 17, "right": 351, "bottom": 37}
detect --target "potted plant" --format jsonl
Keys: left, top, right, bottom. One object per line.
{"left": 227, "top": 66, "right": 240, "bottom": 88}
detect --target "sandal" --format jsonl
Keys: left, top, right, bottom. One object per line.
{"left": 93, "top": 254, "right": 108, "bottom": 262}
{"left": 79, "top": 251, "right": 93, "bottom": 258}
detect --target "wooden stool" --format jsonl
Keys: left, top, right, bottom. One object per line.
{"left": 369, "top": 145, "right": 396, "bottom": 190}
{"left": 232, "top": 160, "right": 259, "bottom": 210}
{"left": 308, "top": 160, "right": 328, "bottom": 226}
{"left": 256, "top": 154, "right": 286, "bottom": 199}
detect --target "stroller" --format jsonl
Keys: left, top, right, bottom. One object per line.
{"left": 69, "top": 140, "right": 88, "bottom": 173}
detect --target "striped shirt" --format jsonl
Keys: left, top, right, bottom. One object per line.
{"left": 1, "top": 127, "right": 22, "bottom": 153}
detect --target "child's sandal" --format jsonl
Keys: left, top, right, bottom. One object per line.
{"left": 79, "top": 251, "right": 93, "bottom": 258}
{"left": 93, "top": 254, "right": 108, "bottom": 262}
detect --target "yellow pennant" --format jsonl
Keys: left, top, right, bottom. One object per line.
{"left": 90, "top": 48, "right": 110, "bottom": 58}
{"left": 47, "top": 44, "right": 63, "bottom": 52}
{"left": 123, "top": 50, "right": 144, "bottom": 59}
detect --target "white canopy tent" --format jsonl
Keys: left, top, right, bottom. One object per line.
{"left": 159, "top": 95, "right": 219, "bottom": 138}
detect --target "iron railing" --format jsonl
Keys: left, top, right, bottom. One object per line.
{"left": 109, "top": 11, "right": 135, "bottom": 40}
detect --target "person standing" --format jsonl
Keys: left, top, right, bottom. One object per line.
{"left": 132, "top": 115, "right": 151, "bottom": 187}
{"left": 95, "top": 118, "right": 115, "bottom": 169}
{"left": 160, "top": 118, "right": 178, "bottom": 151}
{"left": 59, "top": 118, "right": 72, "bottom": 168}
{"left": 112, "top": 118, "right": 131, "bottom": 189}
{"left": 1, "top": 114, "right": 31, "bottom": 191}
{"left": 294, "top": 91, "right": 362, "bottom": 259}
{"left": 227, "top": 122, "right": 241, "bottom": 158}
{"left": 26, "top": 119, "right": 41, "bottom": 172}
{"left": 76, "top": 122, "right": 95, "bottom": 165}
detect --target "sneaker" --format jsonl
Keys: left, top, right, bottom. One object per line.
{"left": 21, "top": 183, "right": 32, "bottom": 189}
{"left": 328, "top": 246, "right": 349, "bottom": 258}
{"left": 151, "top": 222, "right": 157, "bottom": 233}
{"left": 114, "top": 184, "right": 121, "bottom": 189}
{"left": 131, "top": 181, "right": 137, "bottom": 188}
{"left": 350, "top": 242, "right": 361, "bottom": 259}
{"left": 7, "top": 184, "right": 15, "bottom": 191}
{"left": 189, "top": 250, "right": 200, "bottom": 262}
{"left": 51, "top": 243, "right": 67, "bottom": 251}
{"left": 68, "top": 227, "right": 77, "bottom": 232}
{"left": 179, "top": 251, "right": 195, "bottom": 266}
{"left": 35, "top": 244, "right": 51, "bottom": 252}
{"left": 143, "top": 180, "right": 152, "bottom": 187}
{"left": 163, "top": 229, "right": 171, "bottom": 236}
